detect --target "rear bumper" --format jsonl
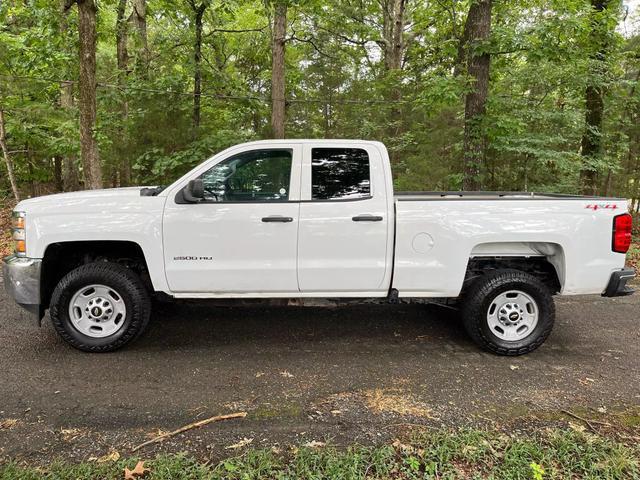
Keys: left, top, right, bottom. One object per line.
{"left": 2, "top": 255, "right": 43, "bottom": 317}
{"left": 602, "top": 268, "right": 636, "bottom": 297}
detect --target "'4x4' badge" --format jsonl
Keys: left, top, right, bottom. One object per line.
{"left": 586, "top": 204, "right": 618, "bottom": 211}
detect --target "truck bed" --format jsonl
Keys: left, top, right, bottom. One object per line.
{"left": 391, "top": 193, "right": 629, "bottom": 297}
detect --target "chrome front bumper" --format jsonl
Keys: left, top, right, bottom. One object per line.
{"left": 2, "top": 255, "right": 42, "bottom": 316}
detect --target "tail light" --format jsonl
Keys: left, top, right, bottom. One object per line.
{"left": 612, "top": 213, "right": 633, "bottom": 254}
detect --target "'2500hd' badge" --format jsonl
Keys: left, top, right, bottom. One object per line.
{"left": 173, "top": 256, "right": 214, "bottom": 261}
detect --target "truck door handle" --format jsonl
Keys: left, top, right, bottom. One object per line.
{"left": 352, "top": 214, "right": 383, "bottom": 222}
{"left": 262, "top": 216, "right": 293, "bottom": 223}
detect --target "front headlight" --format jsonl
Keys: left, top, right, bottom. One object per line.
{"left": 11, "top": 211, "right": 26, "bottom": 256}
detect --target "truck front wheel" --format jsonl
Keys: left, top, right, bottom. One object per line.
{"left": 461, "top": 270, "right": 555, "bottom": 356}
{"left": 49, "top": 262, "right": 151, "bottom": 352}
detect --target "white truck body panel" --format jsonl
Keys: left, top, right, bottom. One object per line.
{"left": 16, "top": 187, "right": 170, "bottom": 292}
{"left": 11, "top": 139, "right": 630, "bottom": 300}
{"left": 163, "top": 142, "right": 303, "bottom": 293}
{"left": 393, "top": 198, "right": 626, "bottom": 296}
{"left": 296, "top": 141, "right": 394, "bottom": 293}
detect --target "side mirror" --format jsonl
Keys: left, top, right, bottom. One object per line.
{"left": 183, "top": 179, "right": 204, "bottom": 203}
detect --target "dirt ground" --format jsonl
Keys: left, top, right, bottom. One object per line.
{"left": 0, "top": 276, "right": 639, "bottom": 464}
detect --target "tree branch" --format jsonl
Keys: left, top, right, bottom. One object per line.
{"left": 63, "top": 0, "right": 77, "bottom": 11}
{"left": 288, "top": 34, "right": 338, "bottom": 60}
{"left": 203, "top": 26, "right": 267, "bottom": 38}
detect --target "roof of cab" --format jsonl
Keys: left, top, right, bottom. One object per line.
{"left": 234, "top": 139, "right": 385, "bottom": 147}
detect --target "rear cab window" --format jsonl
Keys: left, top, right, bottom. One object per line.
{"left": 311, "top": 148, "right": 371, "bottom": 200}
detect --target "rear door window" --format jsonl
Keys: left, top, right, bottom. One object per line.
{"left": 311, "top": 148, "right": 371, "bottom": 200}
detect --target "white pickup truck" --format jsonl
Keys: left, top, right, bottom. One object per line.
{"left": 3, "top": 140, "right": 636, "bottom": 355}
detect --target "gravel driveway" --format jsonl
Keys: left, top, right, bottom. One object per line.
{"left": 0, "top": 276, "right": 638, "bottom": 463}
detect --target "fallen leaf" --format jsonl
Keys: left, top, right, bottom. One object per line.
{"left": 597, "top": 406, "right": 607, "bottom": 414}
{"left": 97, "top": 450, "right": 120, "bottom": 463}
{"left": 303, "top": 440, "right": 326, "bottom": 448}
{"left": 392, "top": 439, "right": 417, "bottom": 454}
{"left": 60, "top": 428, "right": 84, "bottom": 442}
{"left": 144, "top": 429, "right": 169, "bottom": 440}
{"left": 330, "top": 409, "right": 342, "bottom": 416}
{"left": 280, "top": 371, "right": 294, "bottom": 378}
{"left": 225, "top": 437, "right": 253, "bottom": 450}
{"left": 255, "top": 372, "right": 265, "bottom": 378}
{"left": 364, "top": 388, "right": 436, "bottom": 418}
{"left": 568, "top": 421, "right": 586, "bottom": 433}
{"left": 124, "top": 461, "right": 150, "bottom": 480}
{"left": 0, "top": 419, "right": 19, "bottom": 430}
{"left": 509, "top": 365, "right": 520, "bottom": 371}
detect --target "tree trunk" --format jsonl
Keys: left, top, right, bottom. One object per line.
{"left": 60, "top": 1, "right": 80, "bottom": 192}
{"left": 579, "top": 0, "right": 611, "bottom": 196}
{"left": 381, "top": 0, "right": 407, "bottom": 175}
{"left": 603, "top": 168, "right": 612, "bottom": 196}
{"left": 116, "top": 0, "right": 129, "bottom": 77}
{"left": 26, "top": 150, "right": 37, "bottom": 198}
{"left": 131, "top": 0, "right": 149, "bottom": 70}
{"left": 77, "top": 0, "right": 102, "bottom": 189}
{"left": 0, "top": 109, "right": 20, "bottom": 202}
{"left": 116, "top": 0, "right": 131, "bottom": 185}
{"left": 60, "top": 81, "right": 80, "bottom": 191}
{"left": 382, "top": 0, "right": 406, "bottom": 71}
{"left": 461, "top": 0, "right": 492, "bottom": 191}
{"left": 271, "top": 1, "right": 287, "bottom": 139}
{"left": 52, "top": 156, "right": 63, "bottom": 192}
{"left": 188, "top": 1, "right": 208, "bottom": 131}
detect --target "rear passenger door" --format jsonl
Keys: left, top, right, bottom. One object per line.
{"left": 297, "top": 144, "right": 391, "bottom": 293}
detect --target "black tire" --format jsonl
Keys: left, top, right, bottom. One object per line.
{"left": 50, "top": 262, "right": 151, "bottom": 352}
{"left": 461, "top": 269, "right": 555, "bottom": 356}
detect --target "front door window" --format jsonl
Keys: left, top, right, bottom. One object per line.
{"left": 200, "top": 149, "right": 292, "bottom": 202}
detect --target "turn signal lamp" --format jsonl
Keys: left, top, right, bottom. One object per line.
{"left": 11, "top": 211, "right": 26, "bottom": 256}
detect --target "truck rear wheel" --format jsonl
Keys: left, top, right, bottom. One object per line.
{"left": 50, "top": 262, "right": 151, "bottom": 352}
{"left": 461, "top": 269, "right": 555, "bottom": 356}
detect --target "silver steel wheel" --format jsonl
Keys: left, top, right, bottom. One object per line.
{"left": 68, "top": 284, "right": 127, "bottom": 338}
{"left": 486, "top": 290, "right": 538, "bottom": 342}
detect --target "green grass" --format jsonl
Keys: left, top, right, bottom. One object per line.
{"left": 1, "top": 428, "right": 638, "bottom": 479}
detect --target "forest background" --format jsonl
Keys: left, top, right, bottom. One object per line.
{"left": 1, "top": 0, "right": 640, "bottom": 207}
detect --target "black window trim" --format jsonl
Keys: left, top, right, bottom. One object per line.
{"left": 175, "top": 194, "right": 374, "bottom": 205}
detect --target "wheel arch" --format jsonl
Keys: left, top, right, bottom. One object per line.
{"left": 465, "top": 242, "right": 565, "bottom": 294}
{"left": 41, "top": 240, "right": 153, "bottom": 310}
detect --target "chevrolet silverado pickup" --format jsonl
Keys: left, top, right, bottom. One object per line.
{"left": 3, "top": 140, "right": 636, "bottom": 355}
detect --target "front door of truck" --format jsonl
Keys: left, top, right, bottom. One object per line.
{"left": 163, "top": 146, "right": 301, "bottom": 294}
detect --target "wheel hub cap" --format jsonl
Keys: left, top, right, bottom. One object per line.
{"left": 487, "top": 290, "right": 539, "bottom": 342}
{"left": 68, "top": 285, "right": 126, "bottom": 338}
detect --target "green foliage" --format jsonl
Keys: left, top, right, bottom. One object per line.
{"left": 0, "top": 427, "right": 638, "bottom": 479}
{"left": 0, "top": 0, "right": 639, "bottom": 198}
